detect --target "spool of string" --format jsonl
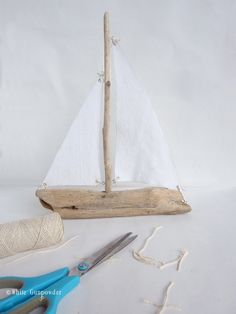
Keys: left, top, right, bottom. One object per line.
{"left": 0, "top": 213, "right": 64, "bottom": 258}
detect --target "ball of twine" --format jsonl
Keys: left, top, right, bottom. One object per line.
{"left": 0, "top": 213, "right": 64, "bottom": 258}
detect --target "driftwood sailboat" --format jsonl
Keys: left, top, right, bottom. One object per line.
{"left": 36, "top": 13, "right": 191, "bottom": 218}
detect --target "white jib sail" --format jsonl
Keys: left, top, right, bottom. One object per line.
{"left": 43, "top": 81, "right": 103, "bottom": 186}
{"left": 113, "top": 46, "right": 178, "bottom": 189}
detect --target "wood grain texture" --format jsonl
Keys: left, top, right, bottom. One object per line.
{"left": 103, "top": 12, "right": 112, "bottom": 193}
{"left": 36, "top": 186, "right": 191, "bottom": 219}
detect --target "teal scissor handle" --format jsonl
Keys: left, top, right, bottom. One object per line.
{"left": 3, "top": 275, "right": 80, "bottom": 314}
{"left": 0, "top": 267, "right": 71, "bottom": 312}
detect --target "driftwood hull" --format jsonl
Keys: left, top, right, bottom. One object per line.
{"left": 36, "top": 186, "right": 191, "bottom": 219}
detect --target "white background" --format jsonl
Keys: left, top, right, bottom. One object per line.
{"left": 0, "top": 0, "right": 235, "bottom": 187}
{"left": 0, "top": 1, "right": 236, "bottom": 314}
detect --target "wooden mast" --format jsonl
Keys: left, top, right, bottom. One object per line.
{"left": 103, "top": 12, "right": 112, "bottom": 193}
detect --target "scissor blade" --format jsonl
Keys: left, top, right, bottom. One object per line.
{"left": 70, "top": 232, "right": 137, "bottom": 277}
{"left": 88, "top": 232, "right": 132, "bottom": 267}
{"left": 91, "top": 234, "right": 138, "bottom": 269}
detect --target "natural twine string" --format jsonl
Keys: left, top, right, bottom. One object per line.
{"left": 144, "top": 282, "right": 181, "bottom": 314}
{"left": 133, "top": 226, "right": 188, "bottom": 271}
{"left": 0, "top": 235, "right": 80, "bottom": 267}
{"left": 0, "top": 213, "right": 64, "bottom": 258}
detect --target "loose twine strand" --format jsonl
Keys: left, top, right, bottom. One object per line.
{"left": 143, "top": 282, "right": 181, "bottom": 314}
{"left": 134, "top": 227, "right": 188, "bottom": 313}
{"left": 133, "top": 226, "right": 188, "bottom": 271}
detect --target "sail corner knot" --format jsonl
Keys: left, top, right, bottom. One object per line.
{"left": 97, "top": 71, "right": 104, "bottom": 83}
{"left": 111, "top": 36, "right": 120, "bottom": 46}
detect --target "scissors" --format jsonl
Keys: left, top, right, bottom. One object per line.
{"left": 0, "top": 232, "right": 137, "bottom": 314}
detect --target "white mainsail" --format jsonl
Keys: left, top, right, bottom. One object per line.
{"left": 43, "top": 46, "right": 179, "bottom": 190}
{"left": 44, "top": 82, "right": 103, "bottom": 186}
{"left": 113, "top": 46, "right": 178, "bottom": 189}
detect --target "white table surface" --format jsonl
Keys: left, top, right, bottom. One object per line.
{"left": 0, "top": 186, "right": 236, "bottom": 314}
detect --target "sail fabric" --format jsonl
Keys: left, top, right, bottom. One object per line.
{"left": 113, "top": 47, "right": 178, "bottom": 189}
{"left": 43, "top": 82, "right": 103, "bottom": 186}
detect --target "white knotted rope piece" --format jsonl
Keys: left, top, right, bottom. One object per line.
{"left": 0, "top": 213, "right": 64, "bottom": 258}
{"left": 144, "top": 282, "right": 181, "bottom": 314}
{"left": 133, "top": 226, "right": 188, "bottom": 271}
